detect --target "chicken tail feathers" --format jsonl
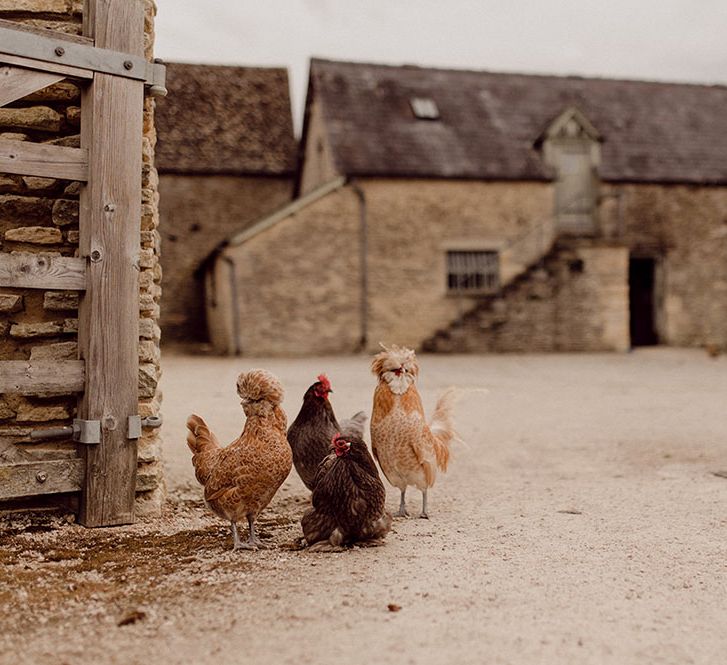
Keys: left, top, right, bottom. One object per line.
{"left": 428, "top": 387, "right": 460, "bottom": 473}
{"left": 186, "top": 414, "right": 220, "bottom": 485}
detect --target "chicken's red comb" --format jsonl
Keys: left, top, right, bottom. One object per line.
{"left": 317, "top": 374, "right": 332, "bottom": 392}
{"left": 332, "top": 432, "right": 350, "bottom": 457}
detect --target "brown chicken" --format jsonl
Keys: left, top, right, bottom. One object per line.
{"left": 287, "top": 374, "right": 367, "bottom": 490}
{"left": 301, "top": 432, "right": 392, "bottom": 551}
{"left": 370, "top": 344, "right": 457, "bottom": 519}
{"left": 186, "top": 369, "right": 292, "bottom": 550}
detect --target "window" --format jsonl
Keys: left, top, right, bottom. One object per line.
{"left": 410, "top": 97, "right": 440, "bottom": 120}
{"left": 447, "top": 250, "right": 499, "bottom": 294}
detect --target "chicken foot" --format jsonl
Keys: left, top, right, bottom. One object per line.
{"left": 230, "top": 516, "right": 267, "bottom": 551}
{"left": 395, "top": 489, "right": 410, "bottom": 518}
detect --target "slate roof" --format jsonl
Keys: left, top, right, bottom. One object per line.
{"left": 155, "top": 62, "right": 296, "bottom": 176}
{"left": 308, "top": 59, "right": 727, "bottom": 185}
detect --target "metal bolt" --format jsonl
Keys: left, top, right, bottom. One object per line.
{"left": 123, "top": 60, "right": 134, "bottom": 70}
{"left": 54, "top": 46, "right": 65, "bottom": 57}
{"left": 90, "top": 249, "right": 102, "bottom": 262}
{"left": 103, "top": 203, "right": 116, "bottom": 213}
{"left": 36, "top": 472, "right": 48, "bottom": 484}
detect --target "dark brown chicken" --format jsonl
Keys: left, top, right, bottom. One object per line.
{"left": 301, "top": 432, "right": 392, "bottom": 551}
{"left": 287, "top": 374, "right": 366, "bottom": 490}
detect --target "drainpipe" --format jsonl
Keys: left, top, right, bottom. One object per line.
{"left": 350, "top": 179, "right": 368, "bottom": 351}
{"left": 221, "top": 255, "right": 242, "bottom": 356}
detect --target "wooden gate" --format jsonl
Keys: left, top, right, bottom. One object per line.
{"left": 0, "top": 0, "right": 165, "bottom": 526}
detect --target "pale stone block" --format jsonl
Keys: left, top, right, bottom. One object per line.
{"left": 139, "top": 340, "right": 160, "bottom": 365}
{"left": 5, "top": 226, "right": 62, "bottom": 244}
{"left": 10, "top": 321, "right": 65, "bottom": 338}
{"left": 0, "top": 0, "right": 67, "bottom": 11}
{"left": 0, "top": 107, "right": 62, "bottom": 133}
{"left": 139, "top": 317, "right": 161, "bottom": 341}
{"left": 16, "top": 404, "right": 70, "bottom": 423}
{"left": 22, "top": 176, "right": 57, "bottom": 192}
{"left": 0, "top": 294, "right": 23, "bottom": 313}
{"left": 30, "top": 341, "right": 78, "bottom": 360}
{"left": 43, "top": 291, "right": 78, "bottom": 311}
{"left": 24, "top": 82, "right": 81, "bottom": 103}
{"left": 139, "top": 363, "right": 159, "bottom": 398}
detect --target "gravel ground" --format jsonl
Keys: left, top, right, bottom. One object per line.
{"left": 1, "top": 348, "right": 726, "bottom": 665}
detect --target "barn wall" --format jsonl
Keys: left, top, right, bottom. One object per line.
{"left": 362, "top": 179, "right": 554, "bottom": 350}
{"left": 0, "top": 0, "right": 164, "bottom": 516}
{"left": 209, "top": 186, "right": 361, "bottom": 356}
{"left": 599, "top": 183, "right": 727, "bottom": 349}
{"left": 158, "top": 174, "right": 293, "bottom": 342}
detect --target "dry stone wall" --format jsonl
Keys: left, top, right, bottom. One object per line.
{"left": 0, "top": 0, "right": 163, "bottom": 516}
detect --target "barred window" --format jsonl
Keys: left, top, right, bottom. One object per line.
{"left": 447, "top": 250, "right": 499, "bottom": 294}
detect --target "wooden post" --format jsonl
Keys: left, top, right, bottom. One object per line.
{"left": 78, "top": 0, "right": 144, "bottom": 526}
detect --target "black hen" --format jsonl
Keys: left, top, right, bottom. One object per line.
{"left": 302, "top": 432, "right": 392, "bottom": 551}
{"left": 287, "top": 374, "right": 366, "bottom": 490}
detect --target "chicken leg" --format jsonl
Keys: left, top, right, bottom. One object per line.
{"left": 396, "top": 489, "right": 410, "bottom": 518}
{"left": 419, "top": 488, "right": 429, "bottom": 519}
{"left": 231, "top": 516, "right": 264, "bottom": 550}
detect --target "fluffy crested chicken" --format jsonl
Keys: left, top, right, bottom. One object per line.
{"left": 370, "top": 345, "right": 457, "bottom": 518}
{"left": 301, "top": 432, "right": 392, "bottom": 551}
{"left": 186, "top": 369, "right": 292, "bottom": 550}
{"left": 287, "top": 374, "right": 367, "bottom": 490}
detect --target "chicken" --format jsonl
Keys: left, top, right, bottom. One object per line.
{"left": 301, "top": 432, "right": 392, "bottom": 551}
{"left": 287, "top": 374, "right": 367, "bottom": 490}
{"left": 370, "top": 344, "right": 457, "bottom": 519}
{"left": 186, "top": 369, "right": 292, "bottom": 550}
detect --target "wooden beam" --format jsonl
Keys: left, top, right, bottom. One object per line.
{"left": 0, "top": 459, "right": 84, "bottom": 500}
{"left": 0, "top": 360, "right": 85, "bottom": 395}
{"left": 0, "top": 253, "right": 86, "bottom": 290}
{"left": 0, "top": 140, "right": 88, "bottom": 181}
{"left": 78, "top": 0, "right": 144, "bottom": 527}
{"left": 0, "top": 65, "right": 64, "bottom": 108}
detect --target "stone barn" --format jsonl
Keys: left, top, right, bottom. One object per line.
{"left": 154, "top": 62, "right": 296, "bottom": 344}
{"left": 204, "top": 59, "right": 727, "bottom": 356}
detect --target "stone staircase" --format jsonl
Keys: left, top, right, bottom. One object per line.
{"left": 422, "top": 241, "right": 584, "bottom": 353}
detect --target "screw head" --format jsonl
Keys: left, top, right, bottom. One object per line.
{"left": 36, "top": 472, "right": 48, "bottom": 483}
{"left": 54, "top": 46, "right": 65, "bottom": 57}
{"left": 123, "top": 60, "right": 134, "bottom": 70}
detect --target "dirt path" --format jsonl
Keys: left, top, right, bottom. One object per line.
{"left": 2, "top": 349, "right": 726, "bottom": 665}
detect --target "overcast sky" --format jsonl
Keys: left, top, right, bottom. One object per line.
{"left": 154, "top": 0, "right": 727, "bottom": 134}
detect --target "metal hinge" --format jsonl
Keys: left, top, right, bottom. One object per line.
{"left": 127, "top": 414, "right": 163, "bottom": 440}
{"left": 145, "top": 58, "right": 167, "bottom": 98}
{"left": 30, "top": 418, "right": 100, "bottom": 444}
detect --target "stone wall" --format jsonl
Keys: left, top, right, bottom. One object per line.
{"left": 208, "top": 184, "right": 362, "bottom": 356}
{"left": 0, "top": 0, "right": 164, "bottom": 516}
{"left": 423, "top": 241, "right": 629, "bottom": 353}
{"left": 159, "top": 174, "right": 293, "bottom": 342}
{"left": 209, "top": 178, "right": 553, "bottom": 355}
{"left": 599, "top": 183, "right": 727, "bottom": 349}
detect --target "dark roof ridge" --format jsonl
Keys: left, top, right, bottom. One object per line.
{"left": 309, "top": 57, "right": 727, "bottom": 93}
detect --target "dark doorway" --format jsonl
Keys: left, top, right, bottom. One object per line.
{"left": 629, "top": 257, "right": 658, "bottom": 346}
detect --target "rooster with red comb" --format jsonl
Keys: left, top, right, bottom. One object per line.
{"left": 287, "top": 374, "right": 367, "bottom": 491}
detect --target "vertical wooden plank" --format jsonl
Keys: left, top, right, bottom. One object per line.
{"left": 78, "top": 0, "right": 144, "bottom": 527}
